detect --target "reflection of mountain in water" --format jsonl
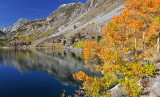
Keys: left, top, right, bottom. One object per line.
{"left": 0, "top": 49, "right": 99, "bottom": 86}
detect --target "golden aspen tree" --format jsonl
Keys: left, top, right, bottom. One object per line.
{"left": 74, "top": 0, "right": 160, "bottom": 96}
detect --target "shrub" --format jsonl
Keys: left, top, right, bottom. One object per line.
{"left": 72, "top": 40, "right": 88, "bottom": 48}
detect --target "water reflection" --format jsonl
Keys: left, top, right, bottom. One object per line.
{"left": 0, "top": 49, "right": 96, "bottom": 86}
{"left": 0, "top": 49, "right": 99, "bottom": 97}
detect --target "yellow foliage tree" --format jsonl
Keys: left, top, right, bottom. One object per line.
{"left": 73, "top": 0, "right": 160, "bottom": 96}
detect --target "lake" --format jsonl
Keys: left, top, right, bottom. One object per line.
{"left": 0, "top": 48, "right": 95, "bottom": 97}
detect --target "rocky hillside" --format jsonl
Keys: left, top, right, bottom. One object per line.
{"left": 0, "top": 0, "right": 126, "bottom": 47}
{"left": 2, "top": 18, "right": 31, "bottom": 33}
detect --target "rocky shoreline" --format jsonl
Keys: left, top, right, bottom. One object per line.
{"left": 0, "top": 46, "right": 83, "bottom": 53}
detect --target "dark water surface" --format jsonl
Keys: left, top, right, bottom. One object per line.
{"left": 0, "top": 49, "right": 93, "bottom": 97}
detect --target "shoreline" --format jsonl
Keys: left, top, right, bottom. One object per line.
{"left": 0, "top": 46, "right": 83, "bottom": 53}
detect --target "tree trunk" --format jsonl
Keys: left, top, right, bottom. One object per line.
{"left": 157, "top": 32, "right": 160, "bottom": 54}
{"left": 142, "top": 32, "right": 145, "bottom": 53}
{"left": 134, "top": 31, "right": 136, "bottom": 55}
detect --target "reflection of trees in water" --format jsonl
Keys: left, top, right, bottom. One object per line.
{"left": 0, "top": 49, "right": 99, "bottom": 86}
{"left": 64, "top": 51, "right": 66, "bottom": 56}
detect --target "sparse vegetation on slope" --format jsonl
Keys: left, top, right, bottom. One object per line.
{"left": 0, "top": 0, "right": 126, "bottom": 48}
{"left": 72, "top": 40, "right": 88, "bottom": 48}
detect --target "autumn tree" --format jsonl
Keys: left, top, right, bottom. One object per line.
{"left": 74, "top": 0, "right": 160, "bottom": 96}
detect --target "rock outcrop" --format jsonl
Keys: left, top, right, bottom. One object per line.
{"left": 150, "top": 76, "right": 160, "bottom": 97}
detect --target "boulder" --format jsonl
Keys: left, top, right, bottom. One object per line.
{"left": 150, "top": 76, "right": 160, "bottom": 97}
{"left": 109, "top": 84, "right": 127, "bottom": 97}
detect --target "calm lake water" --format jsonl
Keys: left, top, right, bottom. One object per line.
{"left": 0, "top": 49, "right": 95, "bottom": 97}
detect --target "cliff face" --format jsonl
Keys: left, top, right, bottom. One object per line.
{"left": 0, "top": 0, "right": 125, "bottom": 46}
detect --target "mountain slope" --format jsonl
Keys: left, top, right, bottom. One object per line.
{"left": 2, "top": 18, "right": 30, "bottom": 33}
{"left": 0, "top": 0, "right": 126, "bottom": 47}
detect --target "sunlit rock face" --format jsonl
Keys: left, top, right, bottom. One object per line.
{"left": 0, "top": 49, "right": 100, "bottom": 86}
